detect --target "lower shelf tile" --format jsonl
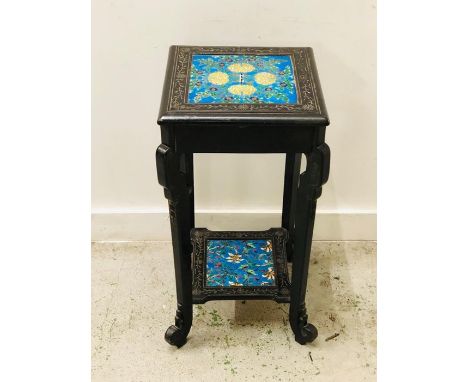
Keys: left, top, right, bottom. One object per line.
{"left": 191, "top": 228, "right": 290, "bottom": 303}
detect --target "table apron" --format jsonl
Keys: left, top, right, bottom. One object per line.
{"left": 171, "top": 125, "right": 323, "bottom": 153}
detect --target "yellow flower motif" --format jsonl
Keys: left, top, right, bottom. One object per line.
{"left": 261, "top": 241, "right": 272, "bottom": 253}
{"left": 227, "top": 253, "right": 244, "bottom": 263}
{"left": 207, "top": 71, "right": 229, "bottom": 85}
{"left": 227, "top": 63, "right": 255, "bottom": 73}
{"left": 228, "top": 281, "right": 243, "bottom": 287}
{"left": 228, "top": 84, "right": 256, "bottom": 96}
{"left": 254, "top": 72, "right": 276, "bottom": 85}
{"left": 263, "top": 267, "right": 275, "bottom": 280}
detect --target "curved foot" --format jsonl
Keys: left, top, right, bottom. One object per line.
{"left": 294, "top": 323, "right": 318, "bottom": 345}
{"left": 290, "top": 304, "right": 318, "bottom": 345}
{"left": 164, "top": 304, "right": 192, "bottom": 348}
{"left": 165, "top": 325, "right": 188, "bottom": 348}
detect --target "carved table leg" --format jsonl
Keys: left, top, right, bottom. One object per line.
{"left": 185, "top": 153, "right": 195, "bottom": 234}
{"left": 289, "top": 143, "right": 330, "bottom": 344}
{"left": 156, "top": 144, "right": 193, "bottom": 347}
{"left": 282, "top": 153, "right": 302, "bottom": 262}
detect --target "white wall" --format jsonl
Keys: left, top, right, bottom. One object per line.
{"left": 92, "top": 0, "right": 376, "bottom": 240}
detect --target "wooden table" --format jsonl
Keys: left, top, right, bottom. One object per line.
{"left": 156, "top": 46, "right": 330, "bottom": 347}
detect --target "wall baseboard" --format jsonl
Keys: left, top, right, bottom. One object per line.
{"left": 91, "top": 209, "right": 376, "bottom": 241}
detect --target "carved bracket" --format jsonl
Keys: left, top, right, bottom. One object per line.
{"left": 299, "top": 143, "right": 331, "bottom": 200}
{"left": 156, "top": 144, "right": 186, "bottom": 202}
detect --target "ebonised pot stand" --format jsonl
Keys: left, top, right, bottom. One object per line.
{"left": 156, "top": 46, "right": 330, "bottom": 347}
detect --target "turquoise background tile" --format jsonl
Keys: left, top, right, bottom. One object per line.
{"left": 206, "top": 239, "right": 276, "bottom": 287}
{"left": 188, "top": 54, "right": 298, "bottom": 104}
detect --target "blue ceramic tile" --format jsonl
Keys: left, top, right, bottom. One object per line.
{"left": 188, "top": 54, "right": 298, "bottom": 104}
{"left": 206, "top": 239, "right": 276, "bottom": 287}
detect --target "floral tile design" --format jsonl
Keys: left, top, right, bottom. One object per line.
{"left": 205, "top": 239, "right": 276, "bottom": 287}
{"left": 188, "top": 54, "right": 298, "bottom": 104}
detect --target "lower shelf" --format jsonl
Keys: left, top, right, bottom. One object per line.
{"left": 191, "top": 228, "right": 290, "bottom": 303}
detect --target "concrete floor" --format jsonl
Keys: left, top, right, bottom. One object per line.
{"left": 92, "top": 241, "right": 376, "bottom": 381}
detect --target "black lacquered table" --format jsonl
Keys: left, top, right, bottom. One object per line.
{"left": 156, "top": 46, "right": 330, "bottom": 347}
